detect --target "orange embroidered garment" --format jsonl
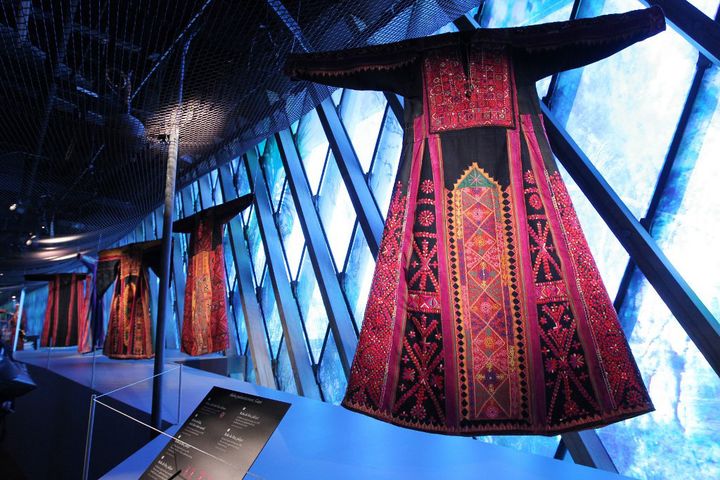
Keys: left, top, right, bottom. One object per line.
{"left": 100, "top": 241, "right": 161, "bottom": 359}
{"left": 173, "top": 195, "right": 253, "bottom": 356}
{"left": 286, "top": 7, "right": 664, "bottom": 434}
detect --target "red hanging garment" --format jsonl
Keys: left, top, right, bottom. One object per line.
{"left": 27, "top": 274, "right": 91, "bottom": 350}
{"left": 101, "top": 240, "right": 161, "bottom": 359}
{"left": 173, "top": 194, "right": 253, "bottom": 356}
{"left": 286, "top": 7, "right": 664, "bottom": 435}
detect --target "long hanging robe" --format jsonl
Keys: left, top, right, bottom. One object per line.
{"left": 285, "top": 7, "right": 664, "bottom": 435}
{"left": 173, "top": 194, "right": 254, "bottom": 356}
{"left": 101, "top": 240, "right": 161, "bottom": 359}
{"left": 26, "top": 274, "right": 91, "bottom": 349}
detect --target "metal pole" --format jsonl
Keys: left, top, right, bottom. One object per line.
{"left": 151, "top": 116, "right": 179, "bottom": 432}
{"left": 151, "top": 33, "right": 192, "bottom": 431}
{"left": 11, "top": 288, "right": 25, "bottom": 353}
{"left": 82, "top": 393, "right": 97, "bottom": 480}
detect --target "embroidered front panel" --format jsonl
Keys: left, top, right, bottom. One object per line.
{"left": 423, "top": 46, "right": 514, "bottom": 133}
{"left": 447, "top": 165, "right": 522, "bottom": 421}
{"left": 522, "top": 170, "right": 603, "bottom": 425}
{"left": 344, "top": 182, "right": 407, "bottom": 410}
{"left": 182, "top": 219, "right": 230, "bottom": 356}
{"left": 105, "top": 249, "right": 153, "bottom": 359}
{"left": 392, "top": 177, "right": 446, "bottom": 426}
{"left": 549, "top": 172, "right": 652, "bottom": 412}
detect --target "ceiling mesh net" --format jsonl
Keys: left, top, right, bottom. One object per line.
{"left": 0, "top": 0, "right": 477, "bottom": 284}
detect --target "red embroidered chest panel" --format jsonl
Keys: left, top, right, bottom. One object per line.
{"left": 423, "top": 45, "right": 514, "bottom": 133}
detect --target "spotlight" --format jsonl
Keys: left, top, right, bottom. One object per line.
{"left": 9, "top": 203, "right": 17, "bottom": 211}
{"left": 25, "top": 238, "right": 32, "bottom": 246}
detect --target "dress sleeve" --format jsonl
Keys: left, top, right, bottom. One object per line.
{"left": 172, "top": 194, "right": 253, "bottom": 232}
{"left": 284, "top": 43, "right": 422, "bottom": 97}
{"left": 515, "top": 6, "right": 665, "bottom": 80}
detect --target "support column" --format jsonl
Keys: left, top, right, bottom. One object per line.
{"left": 151, "top": 33, "right": 193, "bottom": 431}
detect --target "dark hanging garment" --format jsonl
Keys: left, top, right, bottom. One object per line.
{"left": 285, "top": 7, "right": 664, "bottom": 435}
{"left": 101, "top": 240, "right": 162, "bottom": 359}
{"left": 173, "top": 194, "right": 253, "bottom": 356}
{"left": 27, "top": 274, "right": 91, "bottom": 349}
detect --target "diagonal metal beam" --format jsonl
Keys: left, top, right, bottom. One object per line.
{"left": 217, "top": 162, "right": 276, "bottom": 388}
{"left": 541, "top": 102, "right": 720, "bottom": 377}
{"left": 562, "top": 431, "right": 618, "bottom": 472}
{"left": 315, "top": 98, "right": 384, "bottom": 258}
{"left": 276, "top": 128, "right": 358, "bottom": 376}
{"left": 245, "top": 148, "right": 321, "bottom": 399}
{"left": 613, "top": 53, "right": 712, "bottom": 327}
{"left": 641, "top": 0, "right": 720, "bottom": 66}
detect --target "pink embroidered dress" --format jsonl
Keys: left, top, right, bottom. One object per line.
{"left": 286, "top": 7, "right": 665, "bottom": 435}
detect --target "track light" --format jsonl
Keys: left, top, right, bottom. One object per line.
{"left": 9, "top": 203, "right": 17, "bottom": 211}
{"left": 25, "top": 238, "right": 32, "bottom": 246}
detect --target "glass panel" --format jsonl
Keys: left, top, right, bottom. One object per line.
{"left": 295, "top": 253, "right": 328, "bottom": 362}
{"left": 369, "top": 106, "right": 403, "bottom": 217}
{"left": 231, "top": 156, "right": 252, "bottom": 197}
{"left": 652, "top": 65, "right": 720, "bottom": 326}
{"left": 246, "top": 349, "right": 256, "bottom": 384}
{"left": 318, "top": 327, "right": 348, "bottom": 405}
{"left": 296, "top": 109, "right": 329, "bottom": 195}
{"left": 339, "top": 90, "right": 386, "bottom": 172}
{"left": 231, "top": 281, "right": 249, "bottom": 352}
{"left": 331, "top": 88, "right": 343, "bottom": 107}
{"left": 687, "top": 0, "right": 719, "bottom": 16}
{"left": 277, "top": 184, "right": 304, "bottom": 280}
{"left": 342, "top": 225, "right": 375, "bottom": 329}
{"left": 600, "top": 281, "right": 720, "bottom": 480}
{"left": 556, "top": 0, "right": 697, "bottom": 220}
{"left": 223, "top": 234, "right": 237, "bottom": 289}
{"left": 245, "top": 208, "right": 266, "bottom": 287}
{"left": 480, "top": 436, "right": 560, "bottom": 458}
{"left": 318, "top": 153, "right": 356, "bottom": 270}
{"left": 260, "top": 270, "right": 282, "bottom": 357}
{"left": 261, "top": 136, "right": 286, "bottom": 211}
{"left": 276, "top": 337, "right": 299, "bottom": 395}
{"left": 481, "top": 0, "right": 573, "bottom": 27}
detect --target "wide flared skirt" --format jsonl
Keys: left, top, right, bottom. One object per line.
{"left": 342, "top": 113, "right": 653, "bottom": 435}
{"left": 181, "top": 246, "right": 230, "bottom": 356}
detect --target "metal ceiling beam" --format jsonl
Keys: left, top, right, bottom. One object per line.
{"left": 245, "top": 147, "right": 321, "bottom": 399}
{"left": 276, "top": 128, "right": 358, "bottom": 376}
{"left": 217, "top": 161, "right": 276, "bottom": 389}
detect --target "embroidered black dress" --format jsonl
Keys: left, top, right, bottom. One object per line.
{"left": 285, "top": 7, "right": 664, "bottom": 435}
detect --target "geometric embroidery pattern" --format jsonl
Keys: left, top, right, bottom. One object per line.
{"left": 345, "top": 182, "right": 407, "bottom": 410}
{"left": 447, "top": 164, "right": 522, "bottom": 421}
{"left": 424, "top": 46, "right": 514, "bottom": 133}
{"left": 522, "top": 169, "right": 601, "bottom": 425}
{"left": 548, "top": 171, "right": 653, "bottom": 412}
{"left": 392, "top": 174, "right": 446, "bottom": 425}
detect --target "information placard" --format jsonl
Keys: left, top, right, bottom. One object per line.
{"left": 141, "top": 386, "right": 290, "bottom": 480}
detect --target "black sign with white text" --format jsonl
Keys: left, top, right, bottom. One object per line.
{"left": 141, "top": 387, "right": 290, "bottom": 480}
